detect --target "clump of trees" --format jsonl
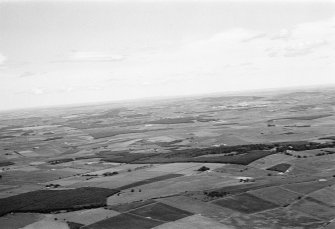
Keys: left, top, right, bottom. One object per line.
{"left": 197, "top": 166, "right": 210, "bottom": 172}
{"left": 204, "top": 191, "right": 229, "bottom": 198}
{"left": 45, "top": 184, "right": 61, "bottom": 188}
{"left": 102, "top": 171, "right": 119, "bottom": 176}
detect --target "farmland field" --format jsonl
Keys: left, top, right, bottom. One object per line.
{"left": 291, "top": 199, "right": 335, "bottom": 221}
{"left": 248, "top": 186, "right": 302, "bottom": 206}
{"left": 82, "top": 213, "right": 163, "bottom": 229}
{"left": 213, "top": 193, "right": 279, "bottom": 213}
{"left": 128, "top": 202, "right": 193, "bottom": 222}
{"left": 0, "top": 187, "right": 119, "bottom": 216}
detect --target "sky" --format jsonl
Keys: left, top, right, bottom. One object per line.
{"left": 0, "top": 0, "right": 335, "bottom": 110}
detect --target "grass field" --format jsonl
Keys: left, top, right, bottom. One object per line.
{"left": 291, "top": 199, "right": 335, "bottom": 221}
{"left": 54, "top": 208, "right": 120, "bottom": 226}
{"left": 282, "top": 179, "right": 335, "bottom": 194}
{"left": 21, "top": 216, "right": 71, "bottom": 229}
{"left": 248, "top": 186, "right": 301, "bottom": 206}
{"left": 220, "top": 207, "right": 325, "bottom": 229}
{"left": 213, "top": 193, "right": 279, "bottom": 214}
{"left": 128, "top": 202, "right": 192, "bottom": 222}
{"left": 308, "top": 187, "right": 335, "bottom": 207}
{"left": 1, "top": 169, "right": 77, "bottom": 185}
{"left": 248, "top": 153, "right": 294, "bottom": 169}
{"left": 214, "top": 164, "right": 277, "bottom": 177}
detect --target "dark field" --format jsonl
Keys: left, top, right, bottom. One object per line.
{"left": 0, "top": 161, "right": 14, "bottom": 167}
{"left": 266, "top": 163, "right": 291, "bottom": 172}
{"left": 0, "top": 187, "right": 119, "bottom": 216}
{"left": 116, "top": 173, "right": 183, "bottom": 191}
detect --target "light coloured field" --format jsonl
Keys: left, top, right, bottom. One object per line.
{"left": 55, "top": 167, "right": 90, "bottom": 174}
{"left": 0, "top": 184, "right": 43, "bottom": 198}
{"left": 54, "top": 208, "right": 120, "bottom": 225}
{"left": 85, "top": 163, "right": 153, "bottom": 176}
{"left": 10, "top": 125, "right": 62, "bottom": 131}
{"left": 288, "top": 155, "right": 335, "bottom": 176}
{"left": 249, "top": 153, "right": 294, "bottom": 169}
{"left": 0, "top": 184, "right": 17, "bottom": 192}
{"left": 295, "top": 149, "right": 334, "bottom": 156}
{"left": 10, "top": 166, "right": 40, "bottom": 172}
{"left": 107, "top": 173, "right": 239, "bottom": 205}
{"left": 43, "top": 176, "right": 87, "bottom": 187}
{"left": 146, "top": 163, "right": 226, "bottom": 175}
{"left": 2, "top": 169, "right": 79, "bottom": 186}
{"left": 22, "top": 215, "right": 70, "bottom": 229}
{"left": 153, "top": 214, "right": 233, "bottom": 229}
{"left": 293, "top": 153, "right": 335, "bottom": 169}
{"left": 0, "top": 213, "right": 44, "bottom": 229}
{"left": 47, "top": 160, "right": 118, "bottom": 175}
{"left": 58, "top": 158, "right": 105, "bottom": 169}
{"left": 214, "top": 164, "right": 277, "bottom": 178}
{"left": 18, "top": 150, "right": 40, "bottom": 157}
{"left": 147, "top": 136, "right": 179, "bottom": 142}
{"left": 283, "top": 179, "right": 335, "bottom": 195}
{"left": 308, "top": 187, "right": 335, "bottom": 207}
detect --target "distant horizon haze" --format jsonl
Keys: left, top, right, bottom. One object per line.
{"left": 0, "top": 83, "right": 334, "bottom": 113}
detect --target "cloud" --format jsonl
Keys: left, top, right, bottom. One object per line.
{"left": 241, "top": 33, "right": 267, "bottom": 43}
{"left": 67, "top": 51, "right": 125, "bottom": 62}
{"left": 266, "top": 39, "right": 328, "bottom": 57}
{"left": 207, "top": 29, "right": 259, "bottom": 44}
{"left": 283, "top": 40, "right": 328, "bottom": 57}
{"left": 19, "top": 71, "right": 35, "bottom": 78}
{"left": 239, "top": 62, "right": 253, "bottom": 66}
{"left": 0, "top": 53, "right": 6, "bottom": 65}
{"left": 58, "top": 87, "right": 75, "bottom": 93}
{"left": 31, "top": 88, "right": 45, "bottom": 95}
{"left": 270, "top": 29, "right": 291, "bottom": 40}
